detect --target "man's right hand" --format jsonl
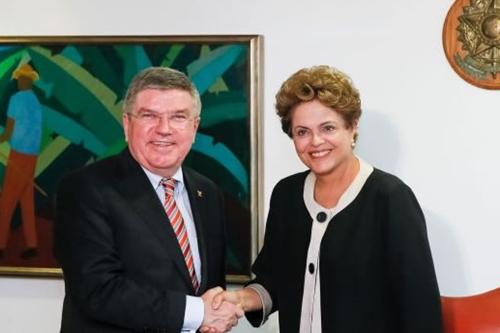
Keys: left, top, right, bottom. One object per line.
{"left": 212, "top": 287, "right": 262, "bottom": 313}
{"left": 200, "top": 287, "right": 243, "bottom": 333}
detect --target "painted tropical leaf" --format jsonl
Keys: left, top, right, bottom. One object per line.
{"left": 43, "top": 105, "right": 107, "bottom": 155}
{"left": 187, "top": 44, "right": 245, "bottom": 95}
{"left": 199, "top": 45, "right": 229, "bottom": 95}
{"left": 27, "top": 46, "right": 123, "bottom": 145}
{"left": 192, "top": 132, "right": 248, "bottom": 193}
{"left": 99, "top": 139, "right": 127, "bottom": 160}
{"left": 35, "top": 136, "right": 71, "bottom": 177}
{"left": 0, "top": 46, "right": 19, "bottom": 54}
{"left": 0, "top": 140, "right": 10, "bottom": 167}
{"left": 0, "top": 50, "right": 23, "bottom": 99}
{"left": 67, "top": 46, "right": 126, "bottom": 96}
{"left": 161, "top": 45, "right": 185, "bottom": 68}
{"left": 200, "top": 91, "right": 247, "bottom": 127}
{"left": 114, "top": 46, "right": 152, "bottom": 87}
{"left": 201, "top": 102, "right": 247, "bottom": 127}
{"left": 60, "top": 46, "right": 83, "bottom": 64}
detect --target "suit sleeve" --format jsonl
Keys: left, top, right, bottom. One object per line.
{"left": 245, "top": 183, "right": 282, "bottom": 326}
{"left": 54, "top": 172, "right": 185, "bottom": 332}
{"left": 217, "top": 188, "right": 228, "bottom": 289}
{"left": 383, "top": 182, "right": 443, "bottom": 333}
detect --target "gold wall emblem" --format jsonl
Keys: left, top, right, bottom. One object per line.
{"left": 443, "top": 0, "right": 500, "bottom": 89}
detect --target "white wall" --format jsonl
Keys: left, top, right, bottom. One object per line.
{"left": 1, "top": 0, "right": 499, "bottom": 332}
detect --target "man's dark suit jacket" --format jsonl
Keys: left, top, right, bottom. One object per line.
{"left": 54, "top": 149, "right": 227, "bottom": 333}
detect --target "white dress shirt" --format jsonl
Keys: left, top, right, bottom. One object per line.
{"left": 142, "top": 166, "right": 204, "bottom": 333}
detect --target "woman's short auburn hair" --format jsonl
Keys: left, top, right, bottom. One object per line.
{"left": 275, "top": 65, "right": 361, "bottom": 138}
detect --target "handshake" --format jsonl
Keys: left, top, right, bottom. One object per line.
{"left": 199, "top": 286, "right": 261, "bottom": 333}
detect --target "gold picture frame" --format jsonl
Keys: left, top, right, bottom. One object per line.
{"left": 0, "top": 35, "right": 263, "bottom": 283}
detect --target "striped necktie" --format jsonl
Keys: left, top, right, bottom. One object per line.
{"left": 161, "top": 178, "right": 199, "bottom": 292}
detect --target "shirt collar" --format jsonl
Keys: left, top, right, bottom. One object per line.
{"left": 141, "top": 166, "right": 186, "bottom": 192}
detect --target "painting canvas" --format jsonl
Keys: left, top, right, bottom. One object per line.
{"left": 0, "top": 35, "right": 262, "bottom": 282}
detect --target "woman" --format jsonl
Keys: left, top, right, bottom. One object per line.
{"left": 209, "top": 65, "right": 442, "bottom": 332}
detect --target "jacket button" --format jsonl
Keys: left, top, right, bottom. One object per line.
{"left": 316, "top": 212, "right": 327, "bottom": 222}
{"left": 309, "top": 263, "right": 315, "bottom": 274}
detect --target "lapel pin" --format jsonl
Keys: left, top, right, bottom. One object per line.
{"left": 197, "top": 190, "right": 203, "bottom": 198}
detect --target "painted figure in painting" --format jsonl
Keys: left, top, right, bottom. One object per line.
{"left": 0, "top": 63, "right": 43, "bottom": 260}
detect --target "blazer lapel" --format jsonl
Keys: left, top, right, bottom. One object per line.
{"left": 183, "top": 169, "right": 209, "bottom": 294}
{"left": 113, "top": 150, "right": 194, "bottom": 290}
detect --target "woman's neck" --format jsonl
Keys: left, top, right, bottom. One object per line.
{"left": 314, "top": 155, "right": 360, "bottom": 208}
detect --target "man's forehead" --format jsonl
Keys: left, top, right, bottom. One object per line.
{"left": 136, "top": 107, "right": 190, "bottom": 114}
{"left": 133, "top": 88, "right": 195, "bottom": 107}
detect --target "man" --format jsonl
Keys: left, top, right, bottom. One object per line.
{"left": 0, "top": 63, "right": 43, "bottom": 260}
{"left": 54, "top": 67, "right": 242, "bottom": 333}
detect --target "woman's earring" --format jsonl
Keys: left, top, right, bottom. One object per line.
{"left": 351, "top": 139, "right": 356, "bottom": 149}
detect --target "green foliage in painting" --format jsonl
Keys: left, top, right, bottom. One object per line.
{"left": 0, "top": 41, "right": 251, "bottom": 274}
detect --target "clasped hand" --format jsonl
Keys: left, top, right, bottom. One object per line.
{"left": 200, "top": 287, "right": 243, "bottom": 333}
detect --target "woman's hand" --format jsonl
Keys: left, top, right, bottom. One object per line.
{"left": 213, "top": 288, "right": 262, "bottom": 312}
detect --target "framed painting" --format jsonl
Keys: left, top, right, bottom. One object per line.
{"left": 0, "top": 35, "right": 262, "bottom": 283}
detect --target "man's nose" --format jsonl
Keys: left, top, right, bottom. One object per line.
{"left": 156, "top": 115, "right": 172, "bottom": 132}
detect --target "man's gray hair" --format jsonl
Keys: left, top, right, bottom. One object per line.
{"left": 123, "top": 67, "right": 201, "bottom": 117}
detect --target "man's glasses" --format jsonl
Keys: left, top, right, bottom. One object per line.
{"left": 127, "top": 110, "right": 195, "bottom": 130}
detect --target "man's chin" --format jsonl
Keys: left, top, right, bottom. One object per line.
{"left": 149, "top": 161, "right": 181, "bottom": 173}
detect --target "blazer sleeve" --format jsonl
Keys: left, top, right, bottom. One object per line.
{"left": 244, "top": 182, "right": 283, "bottom": 327}
{"left": 383, "top": 182, "right": 443, "bottom": 333}
{"left": 54, "top": 172, "right": 186, "bottom": 332}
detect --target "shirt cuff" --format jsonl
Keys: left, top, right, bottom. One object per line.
{"left": 246, "top": 283, "right": 273, "bottom": 325}
{"left": 182, "top": 295, "right": 204, "bottom": 332}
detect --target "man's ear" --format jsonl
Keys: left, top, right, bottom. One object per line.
{"left": 122, "top": 114, "right": 129, "bottom": 142}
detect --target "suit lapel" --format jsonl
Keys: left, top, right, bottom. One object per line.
{"left": 113, "top": 150, "right": 194, "bottom": 290}
{"left": 183, "top": 168, "right": 209, "bottom": 294}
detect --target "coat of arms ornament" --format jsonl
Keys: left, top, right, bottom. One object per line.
{"left": 443, "top": 0, "right": 500, "bottom": 89}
